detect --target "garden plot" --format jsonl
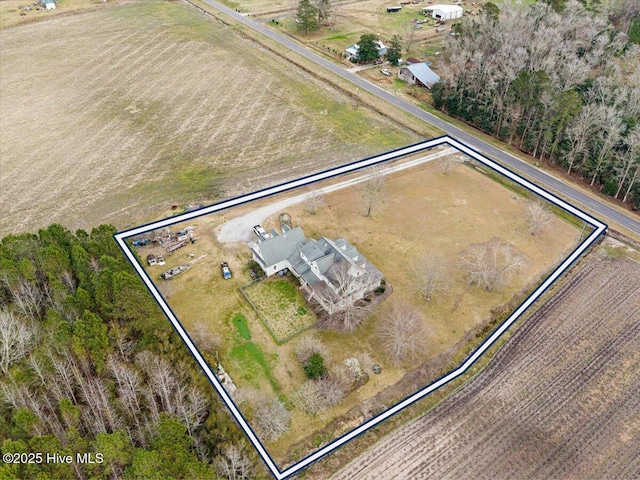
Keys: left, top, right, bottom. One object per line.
{"left": 242, "top": 279, "right": 317, "bottom": 342}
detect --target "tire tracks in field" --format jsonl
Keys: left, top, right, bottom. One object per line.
{"left": 332, "top": 253, "right": 640, "bottom": 480}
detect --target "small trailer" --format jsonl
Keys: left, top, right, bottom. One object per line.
{"left": 160, "top": 264, "right": 189, "bottom": 280}
{"left": 387, "top": 5, "right": 402, "bottom": 12}
{"left": 166, "top": 240, "right": 187, "bottom": 254}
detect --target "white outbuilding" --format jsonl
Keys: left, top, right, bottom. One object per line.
{"left": 422, "top": 4, "right": 463, "bottom": 20}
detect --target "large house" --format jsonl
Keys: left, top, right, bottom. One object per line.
{"left": 250, "top": 226, "right": 383, "bottom": 314}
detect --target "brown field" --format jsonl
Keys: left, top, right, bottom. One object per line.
{"left": 0, "top": 0, "right": 418, "bottom": 236}
{"left": 329, "top": 246, "right": 640, "bottom": 480}
{"left": 0, "top": 0, "right": 104, "bottom": 30}
{"left": 136, "top": 150, "right": 582, "bottom": 462}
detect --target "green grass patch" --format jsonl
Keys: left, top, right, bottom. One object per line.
{"left": 232, "top": 313, "right": 251, "bottom": 340}
{"left": 229, "top": 340, "right": 281, "bottom": 392}
{"left": 325, "top": 34, "right": 349, "bottom": 41}
{"left": 270, "top": 280, "right": 298, "bottom": 304}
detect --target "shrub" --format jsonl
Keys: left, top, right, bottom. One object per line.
{"left": 304, "top": 352, "right": 326, "bottom": 379}
{"left": 602, "top": 177, "right": 617, "bottom": 196}
{"left": 295, "top": 335, "right": 328, "bottom": 364}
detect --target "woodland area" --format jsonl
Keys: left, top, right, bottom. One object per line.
{"left": 0, "top": 225, "right": 259, "bottom": 479}
{"left": 433, "top": 0, "right": 640, "bottom": 208}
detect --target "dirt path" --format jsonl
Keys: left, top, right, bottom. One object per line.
{"left": 330, "top": 250, "right": 640, "bottom": 480}
{"left": 215, "top": 147, "right": 456, "bottom": 243}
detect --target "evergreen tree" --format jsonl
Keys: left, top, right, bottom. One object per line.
{"left": 315, "top": 0, "right": 331, "bottom": 24}
{"left": 357, "top": 33, "right": 379, "bottom": 63}
{"left": 387, "top": 35, "right": 403, "bottom": 66}
{"left": 297, "top": 0, "right": 319, "bottom": 34}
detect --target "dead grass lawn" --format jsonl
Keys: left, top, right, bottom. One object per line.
{"left": 136, "top": 150, "right": 581, "bottom": 460}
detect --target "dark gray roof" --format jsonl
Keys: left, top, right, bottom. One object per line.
{"left": 300, "top": 268, "right": 322, "bottom": 286}
{"left": 299, "top": 239, "right": 325, "bottom": 262}
{"left": 314, "top": 253, "right": 335, "bottom": 275}
{"left": 255, "top": 226, "right": 306, "bottom": 266}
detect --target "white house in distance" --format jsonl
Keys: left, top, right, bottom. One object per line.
{"left": 345, "top": 41, "right": 388, "bottom": 61}
{"left": 250, "top": 225, "right": 383, "bottom": 314}
{"left": 398, "top": 62, "right": 441, "bottom": 89}
{"left": 422, "top": 4, "right": 463, "bottom": 20}
{"left": 39, "top": 0, "right": 56, "bottom": 9}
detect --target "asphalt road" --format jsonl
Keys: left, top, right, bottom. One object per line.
{"left": 199, "top": 0, "right": 640, "bottom": 236}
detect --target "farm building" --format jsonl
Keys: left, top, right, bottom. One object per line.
{"left": 345, "top": 41, "right": 388, "bottom": 61}
{"left": 422, "top": 4, "right": 463, "bottom": 20}
{"left": 398, "top": 62, "right": 441, "bottom": 89}
{"left": 39, "top": 0, "right": 56, "bottom": 9}
{"left": 147, "top": 254, "right": 157, "bottom": 266}
{"left": 250, "top": 226, "right": 383, "bottom": 314}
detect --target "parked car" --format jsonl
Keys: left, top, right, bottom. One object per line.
{"left": 253, "top": 225, "right": 270, "bottom": 239}
{"left": 221, "top": 262, "right": 232, "bottom": 280}
{"left": 381, "top": 68, "right": 392, "bottom": 76}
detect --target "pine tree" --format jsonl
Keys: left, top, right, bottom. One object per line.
{"left": 387, "top": 35, "right": 402, "bottom": 66}
{"left": 297, "top": 0, "right": 319, "bottom": 34}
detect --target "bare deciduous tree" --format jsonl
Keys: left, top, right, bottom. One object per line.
{"left": 360, "top": 166, "right": 385, "bottom": 217}
{"left": 254, "top": 397, "right": 290, "bottom": 441}
{"left": 214, "top": 443, "right": 254, "bottom": 480}
{"left": 294, "top": 376, "right": 344, "bottom": 415}
{"left": 459, "top": 239, "right": 527, "bottom": 292}
{"left": 0, "top": 309, "right": 37, "bottom": 374}
{"left": 525, "top": 199, "right": 552, "bottom": 235}
{"left": 615, "top": 129, "right": 640, "bottom": 199}
{"left": 440, "top": 154, "right": 466, "bottom": 175}
{"left": 3, "top": 278, "right": 45, "bottom": 320}
{"left": 329, "top": 5, "right": 342, "bottom": 31}
{"left": 376, "top": 302, "right": 427, "bottom": 365}
{"left": 189, "top": 322, "right": 222, "bottom": 353}
{"left": 414, "top": 254, "right": 450, "bottom": 302}
{"left": 303, "top": 190, "right": 325, "bottom": 215}
{"left": 402, "top": 19, "right": 417, "bottom": 55}
{"left": 295, "top": 335, "right": 328, "bottom": 364}
{"left": 312, "top": 263, "right": 375, "bottom": 332}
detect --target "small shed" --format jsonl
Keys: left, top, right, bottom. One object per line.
{"left": 147, "top": 254, "right": 157, "bottom": 266}
{"left": 422, "top": 4, "right": 463, "bottom": 20}
{"left": 398, "top": 62, "right": 441, "bottom": 89}
{"left": 40, "top": 0, "right": 56, "bottom": 9}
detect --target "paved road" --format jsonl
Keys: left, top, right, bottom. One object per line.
{"left": 198, "top": 0, "right": 640, "bottom": 236}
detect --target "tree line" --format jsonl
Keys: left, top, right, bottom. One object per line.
{"left": 432, "top": 0, "right": 640, "bottom": 208}
{"left": 0, "top": 225, "right": 260, "bottom": 479}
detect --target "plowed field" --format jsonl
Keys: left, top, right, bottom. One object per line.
{"left": 0, "top": 1, "right": 417, "bottom": 235}
{"left": 331, "top": 249, "right": 640, "bottom": 479}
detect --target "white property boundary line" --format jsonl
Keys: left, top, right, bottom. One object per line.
{"left": 114, "top": 136, "right": 607, "bottom": 479}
